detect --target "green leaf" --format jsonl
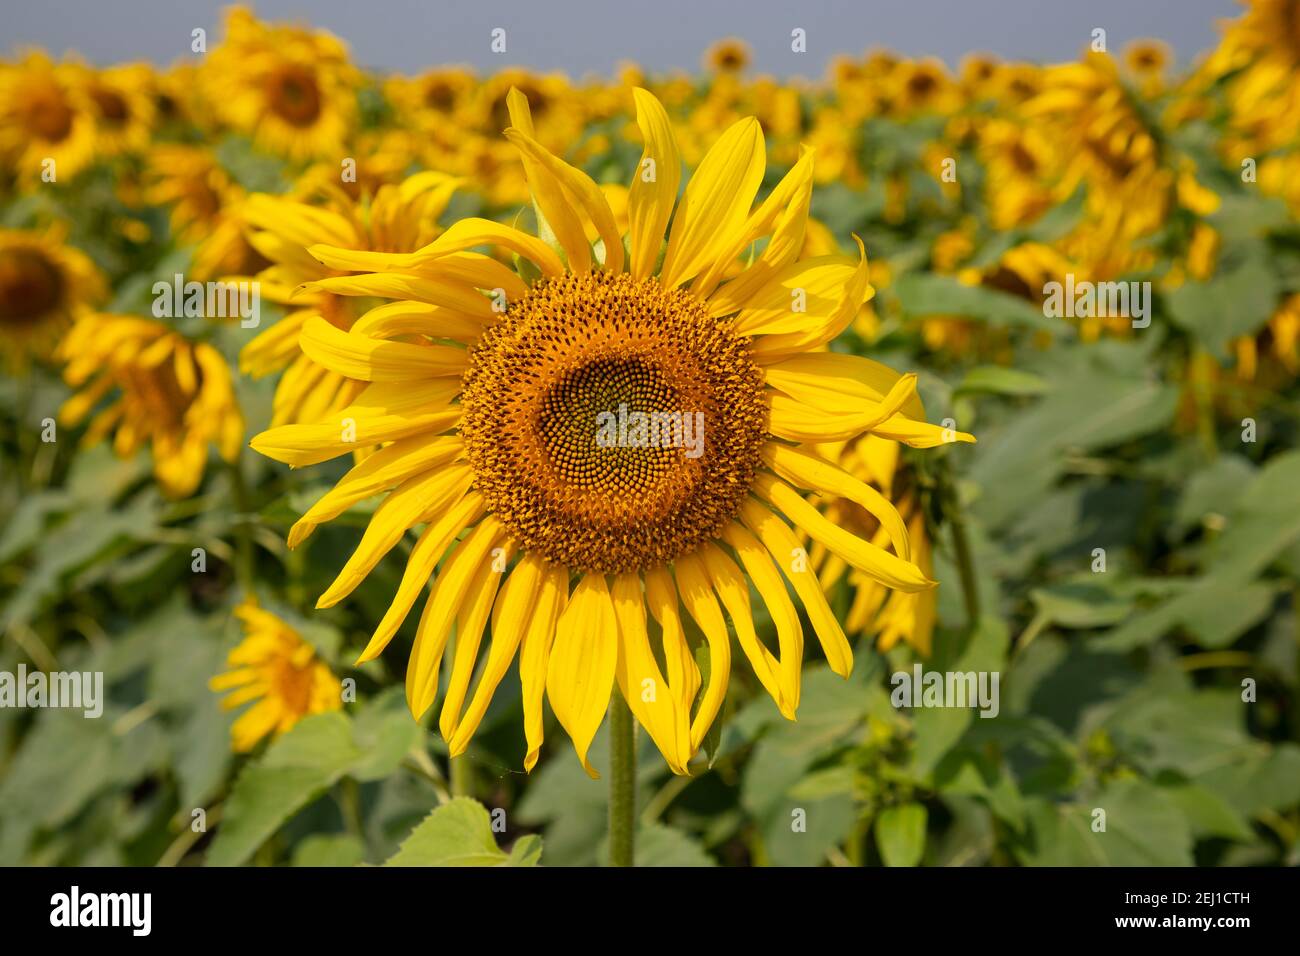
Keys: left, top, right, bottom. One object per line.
{"left": 875, "top": 802, "right": 928, "bottom": 866}
{"left": 292, "top": 834, "right": 366, "bottom": 867}
{"left": 206, "top": 712, "right": 362, "bottom": 867}
{"left": 1166, "top": 249, "right": 1278, "bottom": 359}
{"left": 385, "top": 797, "right": 540, "bottom": 866}
{"left": 895, "top": 273, "right": 1058, "bottom": 331}
{"left": 632, "top": 823, "right": 716, "bottom": 867}
{"left": 955, "top": 365, "right": 1050, "bottom": 397}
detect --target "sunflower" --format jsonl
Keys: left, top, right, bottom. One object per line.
{"left": 237, "top": 170, "right": 461, "bottom": 427}
{"left": 705, "top": 39, "right": 752, "bottom": 74}
{"left": 0, "top": 52, "right": 97, "bottom": 183}
{"left": 142, "top": 144, "right": 270, "bottom": 281}
{"left": 75, "top": 62, "right": 157, "bottom": 157}
{"left": 210, "top": 599, "right": 343, "bottom": 752}
{"left": 203, "top": 7, "right": 359, "bottom": 162}
{"left": 0, "top": 227, "right": 105, "bottom": 369}
{"left": 57, "top": 314, "right": 244, "bottom": 498}
{"left": 249, "top": 88, "right": 974, "bottom": 777}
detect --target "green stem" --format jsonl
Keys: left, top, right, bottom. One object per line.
{"left": 939, "top": 462, "right": 980, "bottom": 630}
{"left": 227, "top": 452, "right": 256, "bottom": 596}
{"left": 608, "top": 692, "right": 636, "bottom": 867}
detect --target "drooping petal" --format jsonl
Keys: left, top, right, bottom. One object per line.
{"left": 671, "top": 552, "right": 733, "bottom": 751}
{"left": 545, "top": 573, "right": 617, "bottom": 777}
{"left": 752, "top": 473, "right": 935, "bottom": 593}
{"left": 520, "top": 565, "right": 569, "bottom": 771}
{"left": 612, "top": 573, "right": 692, "bottom": 774}
{"left": 316, "top": 464, "right": 474, "bottom": 609}
{"left": 739, "top": 497, "right": 853, "bottom": 678}
{"left": 405, "top": 517, "right": 505, "bottom": 719}
{"left": 354, "top": 491, "right": 486, "bottom": 664}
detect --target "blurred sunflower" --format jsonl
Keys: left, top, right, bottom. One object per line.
{"left": 705, "top": 39, "right": 752, "bottom": 74}
{"left": 0, "top": 226, "right": 105, "bottom": 369}
{"left": 143, "top": 145, "right": 268, "bottom": 280}
{"left": 250, "top": 87, "right": 973, "bottom": 777}
{"left": 75, "top": 62, "right": 157, "bottom": 157}
{"left": 0, "top": 52, "right": 97, "bottom": 182}
{"left": 57, "top": 314, "right": 243, "bottom": 498}
{"left": 204, "top": 7, "right": 359, "bottom": 162}
{"left": 237, "top": 171, "right": 461, "bottom": 427}
{"left": 210, "top": 599, "right": 343, "bottom": 752}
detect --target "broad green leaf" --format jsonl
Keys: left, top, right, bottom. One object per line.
{"left": 385, "top": 797, "right": 539, "bottom": 866}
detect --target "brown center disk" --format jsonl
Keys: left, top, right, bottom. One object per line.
{"left": 0, "top": 248, "right": 65, "bottom": 327}
{"left": 460, "top": 271, "right": 768, "bottom": 573}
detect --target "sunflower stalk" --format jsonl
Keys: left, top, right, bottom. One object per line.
{"left": 608, "top": 692, "right": 637, "bottom": 867}
{"left": 937, "top": 458, "right": 980, "bottom": 631}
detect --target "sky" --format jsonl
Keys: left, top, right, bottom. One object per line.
{"left": 5, "top": 0, "right": 1244, "bottom": 77}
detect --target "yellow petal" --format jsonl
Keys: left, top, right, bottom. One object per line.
{"left": 697, "top": 542, "right": 792, "bottom": 719}
{"left": 438, "top": 544, "right": 512, "bottom": 743}
{"left": 726, "top": 257, "right": 863, "bottom": 334}
{"left": 447, "top": 553, "right": 551, "bottom": 755}
{"left": 660, "top": 117, "right": 765, "bottom": 288}
{"left": 612, "top": 573, "right": 692, "bottom": 775}
{"left": 298, "top": 273, "right": 498, "bottom": 318}
{"left": 354, "top": 490, "right": 486, "bottom": 664}
{"left": 739, "top": 497, "right": 853, "bottom": 677}
{"left": 350, "top": 300, "right": 486, "bottom": 344}
{"left": 546, "top": 573, "right": 617, "bottom": 778}
{"left": 645, "top": 565, "right": 700, "bottom": 724}
{"left": 753, "top": 473, "right": 934, "bottom": 593}
{"left": 317, "top": 465, "right": 474, "bottom": 609}
{"left": 760, "top": 352, "right": 927, "bottom": 421}
{"left": 761, "top": 443, "right": 912, "bottom": 561}
{"left": 693, "top": 146, "right": 814, "bottom": 299}
{"left": 671, "top": 552, "right": 733, "bottom": 751}
{"left": 288, "top": 433, "right": 463, "bottom": 548}
{"left": 521, "top": 565, "right": 568, "bottom": 771}
{"left": 720, "top": 521, "right": 804, "bottom": 712}
{"left": 249, "top": 380, "right": 461, "bottom": 468}
{"left": 627, "top": 88, "right": 681, "bottom": 281}
{"left": 299, "top": 316, "right": 467, "bottom": 382}
{"left": 505, "top": 129, "right": 625, "bottom": 274}
{"left": 405, "top": 517, "right": 504, "bottom": 719}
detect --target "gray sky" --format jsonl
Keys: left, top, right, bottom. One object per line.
{"left": 6, "top": 0, "right": 1243, "bottom": 77}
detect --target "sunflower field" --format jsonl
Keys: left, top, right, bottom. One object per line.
{"left": 1, "top": 3, "right": 1299, "bottom": 870}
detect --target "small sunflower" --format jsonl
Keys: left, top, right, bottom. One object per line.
{"left": 204, "top": 7, "right": 359, "bottom": 162}
{"left": 237, "top": 171, "right": 461, "bottom": 427}
{"left": 57, "top": 314, "right": 244, "bottom": 498}
{"left": 0, "top": 227, "right": 105, "bottom": 370}
{"left": 250, "top": 88, "right": 973, "bottom": 777}
{"left": 705, "top": 39, "right": 752, "bottom": 74}
{"left": 0, "top": 52, "right": 97, "bottom": 182}
{"left": 210, "top": 599, "right": 343, "bottom": 752}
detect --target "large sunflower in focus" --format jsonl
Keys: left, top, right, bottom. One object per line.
{"left": 250, "top": 88, "right": 974, "bottom": 777}
{"left": 0, "top": 227, "right": 105, "bottom": 369}
{"left": 58, "top": 314, "right": 244, "bottom": 498}
{"left": 204, "top": 7, "right": 358, "bottom": 162}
